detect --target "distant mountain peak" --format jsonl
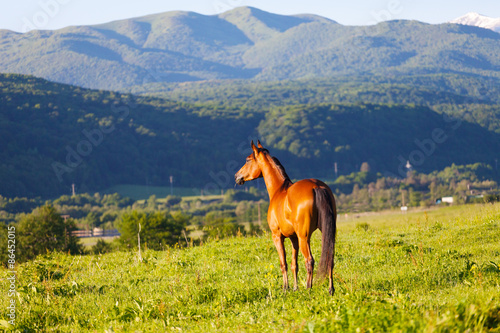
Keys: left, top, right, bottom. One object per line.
{"left": 450, "top": 12, "right": 500, "bottom": 33}
{"left": 223, "top": 6, "right": 336, "bottom": 22}
{"left": 218, "top": 6, "right": 331, "bottom": 42}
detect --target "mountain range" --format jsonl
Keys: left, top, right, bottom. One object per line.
{"left": 0, "top": 7, "right": 499, "bottom": 90}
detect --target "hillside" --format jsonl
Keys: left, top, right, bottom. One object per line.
{"left": 137, "top": 74, "right": 500, "bottom": 136}
{"left": 134, "top": 73, "right": 500, "bottom": 106}
{"left": 0, "top": 73, "right": 259, "bottom": 197}
{"left": 257, "top": 104, "right": 500, "bottom": 177}
{"left": 0, "top": 7, "right": 499, "bottom": 91}
{"left": 1, "top": 73, "right": 500, "bottom": 198}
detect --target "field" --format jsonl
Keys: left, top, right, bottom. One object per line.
{"left": 2, "top": 203, "right": 500, "bottom": 332}
{"left": 103, "top": 185, "right": 205, "bottom": 201}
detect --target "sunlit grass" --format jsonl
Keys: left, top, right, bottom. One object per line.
{"left": 1, "top": 203, "right": 499, "bottom": 331}
{"left": 78, "top": 236, "right": 118, "bottom": 247}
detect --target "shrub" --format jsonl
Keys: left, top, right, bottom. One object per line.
{"left": 91, "top": 239, "right": 114, "bottom": 254}
{"left": 165, "top": 195, "right": 182, "bottom": 207}
{"left": 223, "top": 189, "right": 261, "bottom": 203}
{"left": 484, "top": 194, "right": 500, "bottom": 204}
{"left": 202, "top": 218, "right": 243, "bottom": 239}
{"left": 356, "top": 222, "right": 370, "bottom": 232}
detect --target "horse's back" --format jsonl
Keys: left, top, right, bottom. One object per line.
{"left": 287, "top": 178, "right": 331, "bottom": 201}
{"left": 284, "top": 179, "right": 333, "bottom": 236}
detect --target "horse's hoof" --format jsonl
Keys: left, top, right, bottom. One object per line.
{"left": 329, "top": 287, "right": 335, "bottom": 295}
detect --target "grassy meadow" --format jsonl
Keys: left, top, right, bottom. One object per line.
{"left": 103, "top": 185, "right": 204, "bottom": 201}
{"left": 2, "top": 203, "right": 500, "bottom": 332}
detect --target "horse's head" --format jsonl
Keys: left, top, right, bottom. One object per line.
{"left": 235, "top": 140, "right": 266, "bottom": 185}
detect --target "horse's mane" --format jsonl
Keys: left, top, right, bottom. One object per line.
{"left": 259, "top": 148, "right": 291, "bottom": 182}
{"left": 271, "top": 156, "right": 291, "bottom": 182}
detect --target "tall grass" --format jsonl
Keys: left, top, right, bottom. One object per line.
{"left": 1, "top": 203, "right": 499, "bottom": 332}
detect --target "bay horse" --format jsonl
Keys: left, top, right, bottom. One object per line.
{"left": 235, "top": 141, "right": 337, "bottom": 295}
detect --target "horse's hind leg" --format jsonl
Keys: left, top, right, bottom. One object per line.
{"left": 272, "top": 233, "right": 289, "bottom": 291}
{"left": 298, "top": 236, "right": 314, "bottom": 289}
{"left": 329, "top": 268, "right": 334, "bottom": 295}
{"left": 290, "top": 235, "right": 299, "bottom": 291}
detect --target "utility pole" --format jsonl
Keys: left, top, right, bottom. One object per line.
{"left": 400, "top": 191, "right": 408, "bottom": 214}
{"left": 137, "top": 223, "right": 142, "bottom": 262}
{"left": 169, "top": 175, "right": 173, "bottom": 195}
{"left": 405, "top": 160, "right": 412, "bottom": 177}
{"left": 71, "top": 184, "right": 76, "bottom": 196}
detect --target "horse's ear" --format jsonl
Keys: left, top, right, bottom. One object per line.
{"left": 251, "top": 140, "right": 258, "bottom": 154}
{"left": 257, "top": 140, "right": 264, "bottom": 149}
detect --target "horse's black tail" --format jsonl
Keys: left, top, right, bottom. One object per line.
{"left": 314, "top": 187, "right": 337, "bottom": 280}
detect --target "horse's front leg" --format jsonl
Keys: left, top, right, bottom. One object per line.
{"left": 272, "top": 233, "right": 288, "bottom": 291}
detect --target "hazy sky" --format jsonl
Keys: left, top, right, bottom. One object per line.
{"left": 3, "top": 0, "right": 500, "bottom": 32}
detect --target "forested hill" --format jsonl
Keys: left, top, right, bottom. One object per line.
{"left": 0, "top": 74, "right": 260, "bottom": 197}
{"left": 1, "top": 73, "right": 500, "bottom": 198}
{"left": 0, "top": 6, "right": 499, "bottom": 91}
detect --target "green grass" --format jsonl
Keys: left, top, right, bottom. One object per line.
{"left": 79, "top": 237, "right": 119, "bottom": 247}
{"left": 102, "top": 185, "right": 203, "bottom": 200}
{"left": 103, "top": 184, "right": 226, "bottom": 201}
{"left": 2, "top": 204, "right": 500, "bottom": 331}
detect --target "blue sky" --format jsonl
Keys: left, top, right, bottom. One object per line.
{"left": 3, "top": 0, "right": 500, "bottom": 32}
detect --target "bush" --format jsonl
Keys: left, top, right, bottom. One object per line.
{"left": 223, "top": 189, "right": 261, "bottom": 203}
{"left": 484, "top": 194, "right": 500, "bottom": 204}
{"left": 165, "top": 195, "right": 182, "bottom": 207}
{"left": 91, "top": 239, "right": 114, "bottom": 254}
{"left": 202, "top": 218, "right": 244, "bottom": 239}
{"left": 356, "top": 222, "right": 370, "bottom": 232}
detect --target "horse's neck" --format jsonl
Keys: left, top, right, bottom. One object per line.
{"left": 260, "top": 155, "right": 289, "bottom": 199}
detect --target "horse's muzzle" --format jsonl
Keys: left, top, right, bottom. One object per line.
{"left": 235, "top": 174, "right": 245, "bottom": 185}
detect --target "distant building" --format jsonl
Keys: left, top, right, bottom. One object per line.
{"left": 436, "top": 196, "right": 454, "bottom": 204}
{"left": 466, "top": 194, "right": 484, "bottom": 203}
